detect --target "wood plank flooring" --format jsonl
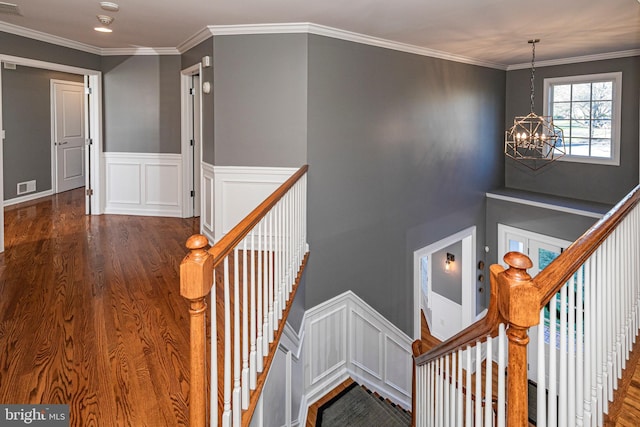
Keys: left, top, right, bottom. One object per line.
{"left": 0, "top": 188, "right": 199, "bottom": 426}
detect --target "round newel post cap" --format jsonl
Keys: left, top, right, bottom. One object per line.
{"left": 186, "top": 234, "right": 209, "bottom": 251}
{"left": 503, "top": 251, "right": 533, "bottom": 281}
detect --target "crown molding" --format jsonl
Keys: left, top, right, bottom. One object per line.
{"left": 101, "top": 47, "right": 180, "bottom": 56}
{"left": 0, "top": 21, "right": 101, "bottom": 55}
{"left": 176, "top": 26, "right": 214, "bottom": 53}
{"left": 205, "top": 22, "right": 508, "bottom": 70}
{"left": 506, "top": 48, "right": 640, "bottom": 70}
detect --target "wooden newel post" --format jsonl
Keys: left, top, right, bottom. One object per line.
{"left": 180, "top": 234, "right": 214, "bottom": 427}
{"left": 497, "top": 251, "right": 540, "bottom": 427}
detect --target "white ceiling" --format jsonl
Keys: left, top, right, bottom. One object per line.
{"left": 1, "top": 0, "right": 639, "bottom": 68}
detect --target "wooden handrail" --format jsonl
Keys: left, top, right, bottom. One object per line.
{"left": 414, "top": 264, "right": 506, "bottom": 366}
{"left": 208, "top": 164, "right": 309, "bottom": 266}
{"left": 533, "top": 184, "right": 640, "bottom": 307}
{"left": 180, "top": 164, "right": 309, "bottom": 427}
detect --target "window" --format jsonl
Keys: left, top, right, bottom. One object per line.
{"left": 544, "top": 72, "right": 622, "bottom": 165}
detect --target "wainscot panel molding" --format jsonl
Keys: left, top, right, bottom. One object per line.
{"left": 213, "top": 166, "right": 298, "bottom": 241}
{"left": 4, "top": 189, "right": 54, "bottom": 207}
{"left": 103, "top": 153, "right": 183, "bottom": 217}
{"left": 201, "top": 162, "right": 215, "bottom": 243}
{"left": 304, "top": 291, "right": 414, "bottom": 410}
{"left": 251, "top": 291, "right": 413, "bottom": 426}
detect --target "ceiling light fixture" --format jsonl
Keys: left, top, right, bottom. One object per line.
{"left": 94, "top": 14, "right": 114, "bottom": 33}
{"left": 505, "top": 40, "right": 565, "bottom": 170}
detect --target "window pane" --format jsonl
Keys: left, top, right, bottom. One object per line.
{"left": 554, "top": 119, "right": 571, "bottom": 133}
{"left": 592, "top": 82, "right": 612, "bottom": 101}
{"left": 509, "top": 239, "right": 524, "bottom": 253}
{"left": 572, "top": 83, "right": 591, "bottom": 101}
{"left": 572, "top": 102, "right": 590, "bottom": 120}
{"left": 591, "top": 139, "right": 610, "bottom": 157}
{"left": 553, "top": 84, "right": 571, "bottom": 102}
{"left": 591, "top": 120, "right": 611, "bottom": 139}
{"left": 592, "top": 101, "right": 612, "bottom": 120}
{"left": 552, "top": 102, "right": 571, "bottom": 120}
{"left": 569, "top": 138, "right": 590, "bottom": 156}
{"left": 571, "top": 120, "right": 590, "bottom": 137}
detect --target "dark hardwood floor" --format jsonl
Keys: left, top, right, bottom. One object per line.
{"left": 0, "top": 188, "right": 199, "bottom": 426}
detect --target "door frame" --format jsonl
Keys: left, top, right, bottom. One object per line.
{"left": 180, "top": 63, "right": 204, "bottom": 218}
{"left": 50, "top": 79, "right": 86, "bottom": 194}
{"left": 0, "top": 54, "right": 103, "bottom": 253}
{"left": 413, "top": 226, "right": 477, "bottom": 340}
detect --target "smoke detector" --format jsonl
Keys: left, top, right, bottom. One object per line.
{"left": 95, "top": 14, "right": 114, "bottom": 32}
{"left": 100, "top": 2, "right": 119, "bottom": 12}
{"left": 96, "top": 14, "right": 114, "bottom": 25}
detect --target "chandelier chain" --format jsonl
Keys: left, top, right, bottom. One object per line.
{"left": 530, "top": 40, "right": 536, "bottom": 113}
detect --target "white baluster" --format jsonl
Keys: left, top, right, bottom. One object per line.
{"left": 576, "top": 266, "right": 584, "bottom": 426}
{"left": 559, "top": 282, "right": 568, "bottom": 426}
{"left": 233, "top": 248, "right": 241, "bottom": 427}
{"left": 450, "top": 352, "right": 457, "bottom": 426}
{"left": 485, "top": 337, "right": 493, "bottom": 427}
{"left": 256, "top": 221, "right": 264, "bottom": 371}
{"left": 548, "top": 294, "right": 557, "bottom": 426}
{"left": 222, "top": 257, "right": 232, "bottom": 427}
{"left": 569, "top": 275, "right": 576, "bottom": 424}
{"left": 242, "top": 239, "right": 249, "bottom": 409}
{"left": 537, "top": 307, "right": 546, "bottom": 427}
{"left": 465, "top": 346, "right": 472, "bottom": 426}
{"left": 475, "top": 343, "right": 482, "bottom": 426}
{"left": 250, "top": 230, "right": 258, "bottom": 388}
{"left": 497, "top": 324, "right": 506, "bottom": 427}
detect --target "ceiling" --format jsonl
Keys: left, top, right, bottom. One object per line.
{"left": 1, "top": 0, "right": 639, "bottom": 68}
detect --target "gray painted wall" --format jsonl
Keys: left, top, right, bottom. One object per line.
{"left": 213, "top": 34, "right": 307, "bottom": 167}
{"left": 182, "top": 38, "right": 215, "bottom": 164}
{"left": 2, "top": 66, "right": 83, "bottom": 200}
{"left": 0, "top": 31, "right": 101, "bottom": 70}
{"left": 505, "top": 56, "right": 640, "bottom": 204}
{"left": 102, "top": 55, "right": 181, "bottom": 153}
{"left": 485, "top": 198, "right": 599, "bottom": 268}
{"left": 305, "top": 35, "right": 505, "bottom": 334}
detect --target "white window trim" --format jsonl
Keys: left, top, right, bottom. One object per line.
{"left": 543, "top": 72, "right": 622, "bottom": 166}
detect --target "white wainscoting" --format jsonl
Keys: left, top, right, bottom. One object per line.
{"left": 304, "top": 291, "right": 414, "bottom": 410}
{"left": 213, "top": 166, "right": 298, "bottom": 241}
{"left": 103, "top": 152, "right": 183, "bottom": 217}
{"left": 200, "top": 162, "right": 215, "bottom": 243}
{"left": 250, "top": 291, "right": 413, "bottom": 427}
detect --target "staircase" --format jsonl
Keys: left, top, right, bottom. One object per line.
{"left": 314, "top": 381, "right": 411, "bottom": 427}
{"left": 412, "top": 184, "right": 640, "bottom": 426}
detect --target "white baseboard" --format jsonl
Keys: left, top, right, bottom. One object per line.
{"left": 103, "top": 152, "right": 183, "bottom": 217}
{"left": 4, "top": 189, "right": 54, "bottom": 207}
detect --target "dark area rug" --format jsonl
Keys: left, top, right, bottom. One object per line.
{"left": 316, "top": 383, "right": 410, "bottom": 427}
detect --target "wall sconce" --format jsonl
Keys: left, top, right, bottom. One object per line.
{"left": 445, "top": 253, "right": 455, "bottom": 271}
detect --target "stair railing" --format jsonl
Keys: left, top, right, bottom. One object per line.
{"left": 181, "top": 165, "right": 309, "bottom": 427}
{"left": 413, "top": 184, "right": 640, "bottom": 426}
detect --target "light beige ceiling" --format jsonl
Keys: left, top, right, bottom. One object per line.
{"left": 1, "top": 0, "right": 639, "bottom": 67}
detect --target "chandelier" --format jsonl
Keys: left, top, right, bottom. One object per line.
{"left": 505, "top": 39, "right": 565, "bottom": 170}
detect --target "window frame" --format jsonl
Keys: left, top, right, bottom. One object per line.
{"left": 543, "top": 72, "right": 622, "bottom": 166}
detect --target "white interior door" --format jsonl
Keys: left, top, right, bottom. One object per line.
{"left": 52, "top": 80, "right": 85, "bottom": 193}
{"left": 190, "top": 74, "right": 201, "bottom": 217}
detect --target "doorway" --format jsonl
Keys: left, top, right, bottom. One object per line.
{"left": 51, "top": 80, "right": 86, "bottom": 194}
{"left": 0, "top": 54, "right": 103, "bottom": 253}
{"left": 413, "top": 226, "right": 477, "bottom": 340}
{"left": 180, "top": 64, "right": 203, "bottom": 219}
{"left": 497, "top": 224, "right": 572, "bottom": 384}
